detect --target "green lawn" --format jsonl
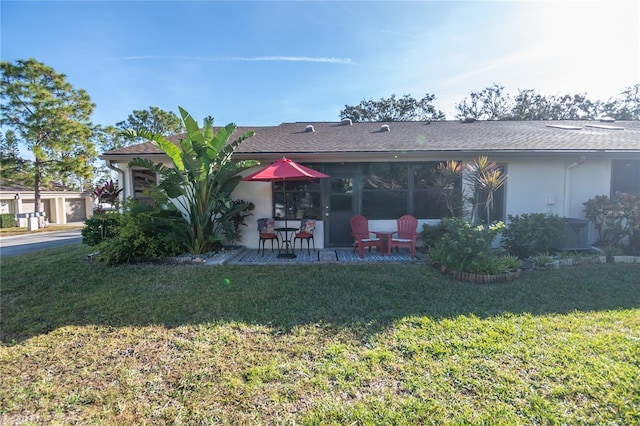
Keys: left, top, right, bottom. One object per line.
{"left": 1, "top": 244, "right": 639, "bottom": 425}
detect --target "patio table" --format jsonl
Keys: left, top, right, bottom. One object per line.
{"left": 275, "top": 227, "right": 298, "bottom": 258}
{"left": 373, "top": 231, "right": 393, "bottom": 255}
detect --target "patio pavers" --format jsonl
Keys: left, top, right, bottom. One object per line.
{"left": 335, "top": 248, "right": 417, "bottom": 263}
{"left": 227, "top": 248, "right": 420, "bottom": 265}
{"left": 236, "top": 249, "right": 321, "bottom": 264}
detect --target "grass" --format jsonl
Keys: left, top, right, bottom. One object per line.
{"left": 1, "top": 244, "right": 639, "bottom": 424}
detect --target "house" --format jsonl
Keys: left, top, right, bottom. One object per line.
{"left": 0, "top": 183, "right": 93, "bottom": 226}
{"left": 100, "top": 119, "right": 640, "bottom": 249}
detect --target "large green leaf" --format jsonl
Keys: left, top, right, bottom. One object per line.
{"left": 133, "top": 129, "right": 184, "bottom": 171}
{"left": 210, "top": 123, "right": 238, "bottom": 155}
{"left": 179, "top": 106, "right": 205, "bottom": 147}
{"left": 129, "top": 157, "right": 172, "bottom": 175}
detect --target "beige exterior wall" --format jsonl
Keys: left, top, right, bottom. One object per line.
{"left": 0, "top": 190, "right": 93, "bottom": 226}
{"left": 504, "top": 158, "right": 611, "bottom": 220}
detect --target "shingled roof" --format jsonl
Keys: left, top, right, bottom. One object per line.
{"left": 100, "top": 120, "right": 640, "bottom": 159}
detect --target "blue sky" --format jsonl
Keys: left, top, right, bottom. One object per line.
{"left": 2, "top": 0, "right": 639, "bottom": 129}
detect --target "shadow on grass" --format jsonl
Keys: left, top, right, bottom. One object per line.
{"left": 2, "top": 244, "right": 639, "bottom": 344}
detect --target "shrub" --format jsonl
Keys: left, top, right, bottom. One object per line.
{"left": 532, "top": 252, "right": 554, "bottom": 269}
{"left": 502, "top": 213, "right": 566, "bottom": 258}
{"left": 420, "top": 221, "right": 448, "bottom": 251}
{"left": 81, "top": 213, "right": 123, "bottom": 246}
{"left": 583, "top": 192, "right": 640, "bottom": 249}
{"left": 501, "top": 255, "right": 522, "bottom": 272}
{"left": 429, "top": 218, "right": 505, "bottom": 274}
{"left": 0, "top": 213, "right": 16, "bottom": 228}
{"left": 96, "top": 203, "right": 185, "bottom": 265}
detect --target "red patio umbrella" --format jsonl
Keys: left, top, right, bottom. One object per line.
{"left": 242, "top": 157, "right": 330, "bottom": 258}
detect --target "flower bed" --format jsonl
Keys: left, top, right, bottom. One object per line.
{"left": 439, "top": 264, "right": 521, "bottom": 284}
{"left": 532, "top": 254, "right": 640, "bottom": 270}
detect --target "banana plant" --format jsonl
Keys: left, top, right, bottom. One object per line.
{"left": 128, "top": 107, "right": 257, "bottom": 254}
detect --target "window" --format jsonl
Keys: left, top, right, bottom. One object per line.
{"left": 267, "top": 161, "right": 505, "bottom": 221}
{"left": 132, "top": 169, "right": 157, "bottom": 205}
{"left": 470, "top": 163, "right": 507, "bottom": 224}
{"left": 273, "top": 180, "right": 322, "bottom": 220}
{"left": 362, "top": 163, "right": 408, "bottom": 219}
{"left": 611, "top": 160, "right": 640, "bottom": 197}
{"left": 473, "top": 185, "right": 506, "bottom": 224}
{"left": 413, "top": 163, "right": 461, "bottom": 218}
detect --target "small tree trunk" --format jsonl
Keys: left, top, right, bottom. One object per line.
{"left": 34, "top": 159, "right": 43, "bottom": 213}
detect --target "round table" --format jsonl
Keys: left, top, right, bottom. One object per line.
{"left": 275, "top": 227, "right": 299, "bottom": 258}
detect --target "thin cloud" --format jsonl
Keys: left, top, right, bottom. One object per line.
{"left": 112, "top": 55, "right": 356, "bottom": 65}
{"left": 442, "top": 44, "right": 548, "bottom": 87}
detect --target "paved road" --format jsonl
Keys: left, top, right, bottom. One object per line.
{"left": 0, "top": 229, "right": 83, "bottom": 257}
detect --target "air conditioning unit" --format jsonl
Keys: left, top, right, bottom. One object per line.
{"left": 557, "top": 218, "right": 591, "bottom": 250}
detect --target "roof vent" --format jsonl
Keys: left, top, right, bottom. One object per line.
{"left": 546, "top": 124, "right": 582, "bottom": 130}
{"left": 380, "top": 124, "right": 390, "bottom": 132}
{"left": 462, "top": 116, "right": 476, "bottom": 123}
{"left": 586, "top": 124, "right": 625, "bottom": 131}
{"left": 305, "top": 125, "right": 315, "bottom": 132}
{"left": 341, "top": 118, "right": 353, "bottom": 126}
{"left": 599, "top": 116, "right": 615, "bottom": 123}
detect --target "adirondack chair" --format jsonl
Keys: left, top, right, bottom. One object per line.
{"left": 349, "top": 215, "right": 383, "bottom": 258}
{"left": 388, "top": 215, "right": 419, "bottom": 258}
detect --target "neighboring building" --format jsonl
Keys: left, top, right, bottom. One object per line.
{"left": 100, "top": 119, "right": 640, "bottom": 249}
{"left": 0, "top": 184, "right": 93, "bottom": 226}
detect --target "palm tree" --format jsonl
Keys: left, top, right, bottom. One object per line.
{"left": 431, "top": 160, "right": 464, "bottom": 217}
{"left": 465, "top": 156, "right": 507, "bottom": 225}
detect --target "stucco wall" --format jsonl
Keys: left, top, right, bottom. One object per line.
{"left": 569, "top": 159, "right": 611, "bottom": 216}
{"left": 504, "top": 158, "right": 610, "bottom": 220}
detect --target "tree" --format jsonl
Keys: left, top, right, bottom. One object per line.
{"left": 93, "top": 124, "right": 122, "bottom": 153}
{"left": 0, "top": 58, "right": 96, "bottom": 210}
{"left": 430, "top": 160, "right": 464, "bottom": 217}
{"left": 546, "top": 93, "right": 594, "bottom": 120}
{"left": 455, "top": 84, "right": 511, "bottom": 120}
{"left": 457, "top": 84, "right": 640, "bottom": 121}
{"left": 605, "top": 84, "right": 640, "bottom": 120}
{"left": 128, "top": 107, "right": 258, "bottom": 254}
{"left": 0, "top": 129, "right": 20, "bottom": 158}
{"left": 0, "top": 130, "right": 33, "bottom": 187}
{"left": 511, "top": 89, "right": 553, "bottom": 120}
{"left": 93, "top": 107, "right": 186, "bottom": 160}
{"left": 111, "top": 106, "right": 185, "bottom": 150}
{"left": 465, "top": 156, "right": 507, "bottom": 225}
{"left": 340, "top": 93, "right": 445, "bottom": 122}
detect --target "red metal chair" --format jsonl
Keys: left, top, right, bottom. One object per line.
{"left": 293, "top": 217, "right": 316, "bottom": 254}
{"left": 388, "top": 215, "right": 419, "bottom": 258}
{"left": 257, "top": 218, "right": 279, "bottom": 256}
{"left": 349, "top": 215, "right": 383, "bottom": 258}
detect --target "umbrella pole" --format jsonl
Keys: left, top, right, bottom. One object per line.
{"left": 278, "top": 179, "right": 296, "bottom": 258}
{"left": 283, "top": 179, "right": 287, "bottom": 231}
